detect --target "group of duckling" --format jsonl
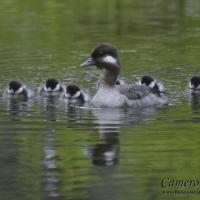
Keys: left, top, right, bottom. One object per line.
{"left": 3, "top": 43, "right": 200, "bottom": 108}
{"left": 4, "top": 78, "right": 91, "bottom": 104}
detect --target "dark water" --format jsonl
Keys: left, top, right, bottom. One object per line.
{"left": 0, "top": 0, "right": 200, "bottom": 200}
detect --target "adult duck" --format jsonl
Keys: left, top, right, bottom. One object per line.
{"left": 81, "top": 43, "right": 167, "bottom": 107}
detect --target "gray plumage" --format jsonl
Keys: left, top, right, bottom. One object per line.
{"left": 81, "top": 43, "right": 167, "bottom": 108}
{"left": 117, "top": 84, "right": 150, "bottom": 100}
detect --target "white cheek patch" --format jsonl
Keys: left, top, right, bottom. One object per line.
{"left": 7, "top": 89, "right": 14, "bottom": 94}
{"left": 148, "top": 81, "right": 156, "bottom": 88}
{"left": 157, "top": 82, "right": 164, "bottom": 92}
{"left": 64, "top": 91, "right": 81, "bottom": 99}
{"left": 53, "top": 84, "right": 60, "bottom": 92}
{"left": 15, "top": 86, "right": 24, "bottom": 94}
{"left": 72, "top": 91, "right": 81, "bottom": 99}
{"left": 44, "top": 84, "right": 60, "bottom": 92}
{"left": 189, "top": 82, "right": 200, "bottom": 89}
{"left": 7, "top": 86, "right": 24, "bottom": 94}
{"left": 136, "top": 80, "right": 142, "bottom": 85}
{"left": 44, "top": 85, "right": 48, "bottom": 92}
{"left": 64, "top": 93, "right": 71, "bottom": 98}
{"left": 189, "top": 82, "right": 193, "bottom": 89}
{"left": 103, "top": 56, "right": 117, "bottom": 64}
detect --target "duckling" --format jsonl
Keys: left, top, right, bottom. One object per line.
{"left": 137, "top": 75, "right": 164, "bottom": 93}
{"left": 61, "top": 84, "right": 91, "bottom": 104}
{"left": 189, "top": 76, "right": 200, "bottom": 90}
{"left": 81, "top": 43, "right": 167, "bottom": 107}
{"left": 4, "top": 80, "right": 32, "bottom": 100}
{"left": 39, "top": 78, "right": 64, "bottom": 96}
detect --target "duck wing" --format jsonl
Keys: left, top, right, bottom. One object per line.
{"left": 117, "top": 84, "right": 150, "bottom": 100}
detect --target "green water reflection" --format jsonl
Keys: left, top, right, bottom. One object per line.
{"left": 0, "top": 0, "right": 200, "bottom": 200}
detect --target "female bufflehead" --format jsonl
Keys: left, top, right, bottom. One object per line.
{"left": 61, "top": 84, "right": 91, "bottom": 104}
{"left": 81, "top": 43, "right": 167, "bottom": 107}
{"left": 189, "top": 76, "right": 200, "bottom": 90}
{"left": 4, "top": 80, "right": 32, "bottom": 100}
{"left": 39, "top": 78, "right": 64, "bottom": 96}
{"left": 137, "top": 75, "right": 164, "bottom": 93}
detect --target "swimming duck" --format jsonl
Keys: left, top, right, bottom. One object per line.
{"left": 61, "top": 84, "right": 91, "bottom": 104}
{"left": 81, "top": 43, "right": 167, "bottom": 107}
{"left": 39, "top": 78, "right": 64, "bottom": 96}
{"left": 189, "top": 76, "right": 200, "bottom": 90}
{"left": 137, "top": 75, "right": 164, "bottom": 93}
{"left": 4, "top": 80, "right": 32, "bottom": 100}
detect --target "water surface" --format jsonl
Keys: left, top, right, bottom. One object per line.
{"left": 0, "top": 0, "right": 200, "bottom": 200}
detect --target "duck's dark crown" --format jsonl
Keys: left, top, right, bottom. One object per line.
{"left": 66, "top": 84, "right": 80, "bottom": 96}
{"left": 9, "top": 80, "right": 22, "bottom": 92}
{"left": 191, "top": 76, "right": 200, "bottom": 88}
{"left": 141, "top": 75, "right": 154, "bottom": 86}
{"left": 46, "top": 78, "right": 59, "bottom": 89}
{"left": 91, "top": 43, "right": 118, "bottom": 60}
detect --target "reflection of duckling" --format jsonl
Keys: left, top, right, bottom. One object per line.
{"left": 190, "top": 93, "right": 200, "bottom": 108}
{"left": 4, "top": 80, "right": 32, "bottom": 100}
{"left": 81, "top": 43, "right": 167, "bottom": 107}
{"left": 61, "top": 84, "right": 91, "bottom": 104}
{"left": 189, "top": 77, "right": 200, "bottom": 110}
{"left": 137, "top": 75, "right": 164, "bottom": 94}
{"left": 39, "top": 78, "right": 64, "bottom": 96}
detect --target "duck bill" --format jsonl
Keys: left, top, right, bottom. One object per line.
{"left": 80, "top": 58, "right": 95, "bottom": 67}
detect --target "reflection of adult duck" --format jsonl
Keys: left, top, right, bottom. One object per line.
{"left": 81, "top": 43, "right": 167, "bottom": 107}
{"left": 85, "top": 107, "right": 158, "bottom": 166}
{"left": 84, "top": 109, "right": 122, "bottom": 166}
{"left": 86, "top": 132, "right": 119, "bottom": 166}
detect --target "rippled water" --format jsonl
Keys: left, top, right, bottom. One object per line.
{"left": 0, "top": 0, "right": 200, "bottom": 200}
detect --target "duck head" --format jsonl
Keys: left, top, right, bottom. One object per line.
{"left": 44, "top": 78, "right": 61, "bottom": 92}
{"left": 81, "top": 43, "right": 120, "bottom": 86}
{"left": 190, "top": 76, "right": 200, "bottom": 89}
{"left": 7, "top": 80, "right": 24, "bottom": 95}
{"left": 64, "top": 84, "right": 81, "bottom": 99}
{"left": 140, "top": 75, "right": 164, "bottom": 93}
{"left": 141, "top": 75, "right": 154, "bottom": 86}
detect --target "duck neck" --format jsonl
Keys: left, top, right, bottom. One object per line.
{"left": 98, "top": 64, "right": 120, "bottom": 87}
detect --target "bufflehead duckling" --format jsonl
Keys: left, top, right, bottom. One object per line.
{"left": 189, "top": 76, "right": 200, "bottom": 90}
{"left": 61, "top": 84, "right": 91, "bottom": 104}
{"left": 137, "top": 75, "right": 164, "bottom": 93}
{"left": 39, "top": 78, "right": 64, "bottom": 96}
{"left": 4, "top": 80, "right": 32, "bottom": 100}
{"left": 81, "top": 43, "right": 167, "bottom": 107}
